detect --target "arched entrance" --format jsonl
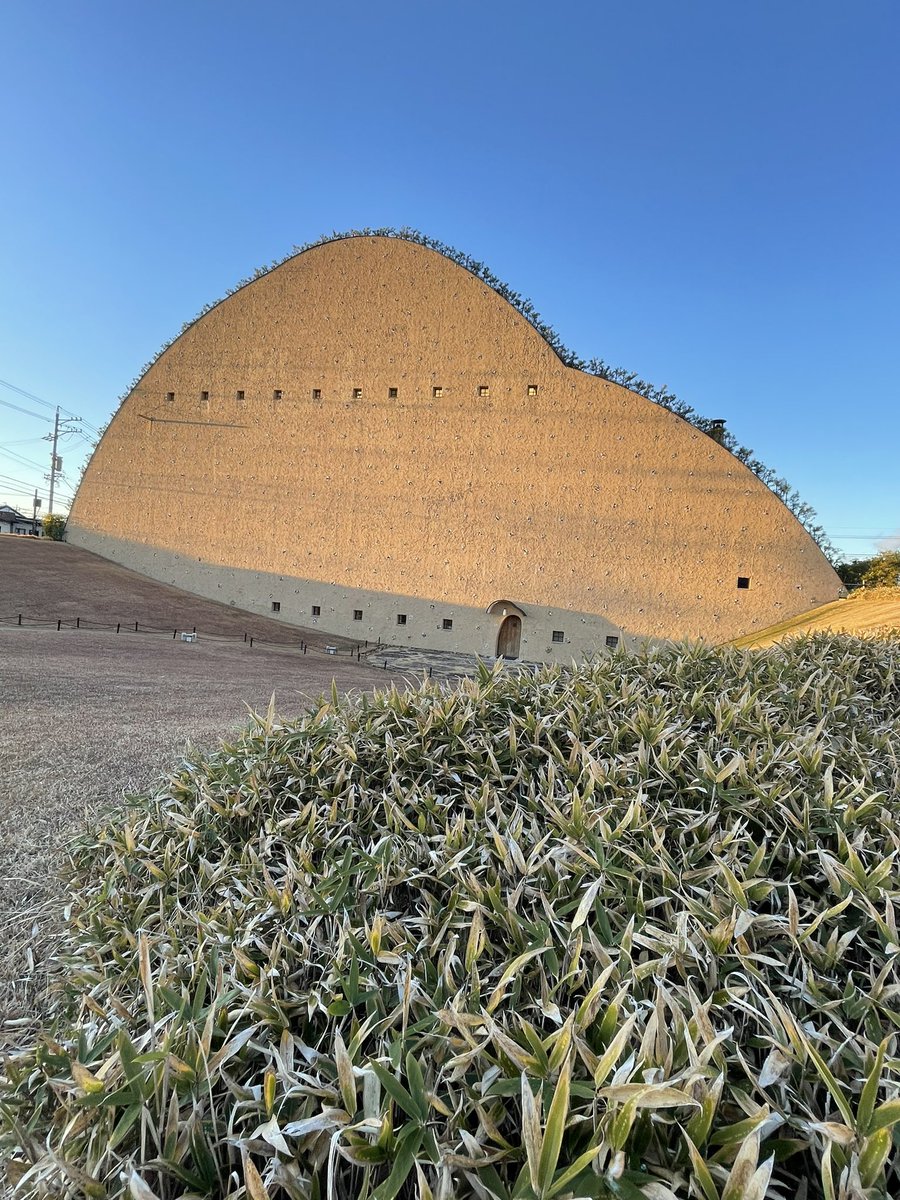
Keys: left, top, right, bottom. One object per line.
{"left": 487, "top": 599, "right": 527, "bottom": 660}
{"left": 496, "top": 614, "right": 522, "bottom": 659}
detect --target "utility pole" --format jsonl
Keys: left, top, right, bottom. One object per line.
{"left": 48, "top": 407, "right": 60, "bottom": 513}
{"left": 42, "top": 406, "right": 82, "bottom": 513}
{"left": 32, "top": 488, "right": 41, "bottom": 528}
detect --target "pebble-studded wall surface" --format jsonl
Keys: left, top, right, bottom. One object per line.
{"left": 66, "top": 235, "right": 842, "bottom": 660}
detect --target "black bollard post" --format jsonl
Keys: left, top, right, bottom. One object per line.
{"left": 57, "top": 619, "right": 61, "bottom": 631}
{"left": 250, "top": 636, "right": 254, "bottom": 647}
{"left": 135, "top": 622, "right": 139, "bottom": 632}
{"left": 383, "top": 659, "right": 387, "bottom": 670}
{"left": 17, "top": 614, "right": 21, "bottom": 626}
{"left": 173, "top": 629, "right": 177, "bottom": 639}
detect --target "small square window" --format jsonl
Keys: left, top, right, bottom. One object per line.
{"left": 312, "top": 388, "right": 322, "bottom": 400}
{"left": 527, "top": 384, "right": 538, "bottom": 397}
{"left": 388, "top": 387, "right": 398, "bottom": 398}
{"left": 273, "top": 389, "right": 283, "bottom": 400}
{"left": 236, "top": 390, "right": 245, "bottom": 401}
{"left": 201, "top": 390, "right": 209, "bottom": 402}
{"left": 478, "top": 385, "right": 489, "bottom": 397}
{"left": 312, "top": 605, "right": 321, "bottom": 616}
{"left": 271, "top": 601, "right": 281, "bottom": 613}
{"left": 432, "top": 386, "right": 443, "bottom": 398}
{"left": 442, "top": 618, "right": 453, "bottom": 630}
{"left": 352, "top": 388, "right": 363, "bottom": 399}
{"left": 737, "top": 576, "right": 750, "bottom": 589}
{"left": 396, "top": 613, "right": 407, "bottom": 626}
{"left": 166, "top": 392, "right": 175, "bottom": 402}
{"left": 551, "top": 630, "right": 564, "bottom": 644}
{"left": 353, "top": 609, "right": 363, "bottom": 621}
{"left": 605, "top": 635, "right": 619, "bottom": 648}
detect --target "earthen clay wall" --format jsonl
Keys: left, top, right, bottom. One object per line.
{"left": 67, "top": 236, "right": 843, "bottom": 658}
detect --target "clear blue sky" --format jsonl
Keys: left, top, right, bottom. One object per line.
{"left": 1, "top": 0, "right": 897, "bottom": 560}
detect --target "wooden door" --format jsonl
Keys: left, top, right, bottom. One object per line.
{"left": 496, "top": 614, "right": 522, "bottom": 659}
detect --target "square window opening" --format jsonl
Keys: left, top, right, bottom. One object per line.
{"left": 312, "top": 388, "right": 322, "bottom": 400}
{"left": 166, "top": 392, "right": 175, "bottom": 402}
{"left": 737, "top": 576, "right": 751, "bottom": 589}
{"left": 432, "top": 386, "right": 443, "bottom": 398}
{"left": 605, "top": 635, "right": 619, "bottom": 648}
{"left": 442, "top": 618, "right": 453, "bottom": 630}
{"left": 551, "top": 630, "right": 564, "bottom": 644}
{"left": 201, "top": 390, "right": 209, "bottom": 402}
{"left": 236, "top": 389, "right": 245, "bottom": 401}
{"left": 353, "top": 609, "right": 363, "bottom": 621}
{"left": 271, "top": 601, "right": 281, "bottom": 613}
{"left": 478, "top": 385, "right": 489, "bottom": 397}
{"left": 312, "top": 605, "right": 321, "bottom": 616}
{"left": 273, "top": 389, "right": 283, "bottom": 400}
{"left": 388, "top": 386, "right": 398, "bottom": 398}
{"left": 352, "top": 388, "right": 363, "bottom": 399}
{"left": 527, "top": 384, "right": 538, "bottom": 396}
{"left": 396, "top": 613, "right": 407, "bottom": 626}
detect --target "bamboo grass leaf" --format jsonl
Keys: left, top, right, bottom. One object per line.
{"left": 520, "top": 1074, "right": 543, "bottom": 1195}
{"left": 536, "top": 1053, "right": 571, "bottom": 1195}
{"left": 244, "top": 1156, "right": 270, "bottom": 1200}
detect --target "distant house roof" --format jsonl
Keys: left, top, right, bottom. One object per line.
{"left": 0, "top": 506, "right": 41, "bottom": 532}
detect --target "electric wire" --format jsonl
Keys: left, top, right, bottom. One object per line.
{"left": 0, "top": 447, "right": 45, "bottom": 471}
{"left": 0, "top": 377, "right": 103, "bottom": 435}
{"left": 0, "top": 396, "right": 51, "bottom": 422}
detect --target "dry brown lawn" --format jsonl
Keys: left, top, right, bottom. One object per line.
{"left": 732, "top": 585, "right": 900, "bottom": 648}
{"left": 0, "top": 540, "right": 402, "bottom": 1049}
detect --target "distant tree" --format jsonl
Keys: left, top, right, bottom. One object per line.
{"left": 836, "top": 558, "right": 872, "bottom": 589}
{"left": 42, "top": 513, "right": 66, "bottom": 541}
{"left": 861, "top": 550, "right": 900, "bottom": 589}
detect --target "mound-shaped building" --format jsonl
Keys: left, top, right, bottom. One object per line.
{"left": 68, "top": 234, "right": 842, "bottom": 659}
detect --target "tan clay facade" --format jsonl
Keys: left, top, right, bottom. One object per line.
{"left": 67, "top": 236, "right": 843, "bottom": 660}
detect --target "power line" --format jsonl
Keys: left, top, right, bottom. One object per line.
{"left": 0, "top": 377, "right": 79, "bottom": 421}
{"left": 0, "top": 396, "right": 52, "bottom": 422}
{"left": 0, "top": 471, "right": 47, "bottom": 494}
{"left": 0, "top": 447, "right": 45, "bottom": 471}
{"left": 0, "top": 377, "right": 103, "bottom": 436}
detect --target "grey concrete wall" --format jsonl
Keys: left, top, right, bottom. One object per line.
{"left": 67, "top": 530, "right": 630, "bottom": 661}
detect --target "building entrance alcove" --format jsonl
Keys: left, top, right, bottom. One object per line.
{"left": 486, "top": 599, "right": 526, "bottom": 659}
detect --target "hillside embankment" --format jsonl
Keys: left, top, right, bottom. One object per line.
{"left": 733, "top": 586, "right": 900, "bottom": 647}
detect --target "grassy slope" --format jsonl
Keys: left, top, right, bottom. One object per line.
{"left": 733, "top": 586, "right": 900, "bottom": 648}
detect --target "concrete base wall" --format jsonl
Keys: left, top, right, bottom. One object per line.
{"left": 69, "top": 529, "right": 632, "bottom": 662}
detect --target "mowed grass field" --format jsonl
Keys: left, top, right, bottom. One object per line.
{"left": 733, "top": 586, "right": 900, "bottom": 648}
{"left": 0, "top": 539, "right": 400, "bottom": 1046}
